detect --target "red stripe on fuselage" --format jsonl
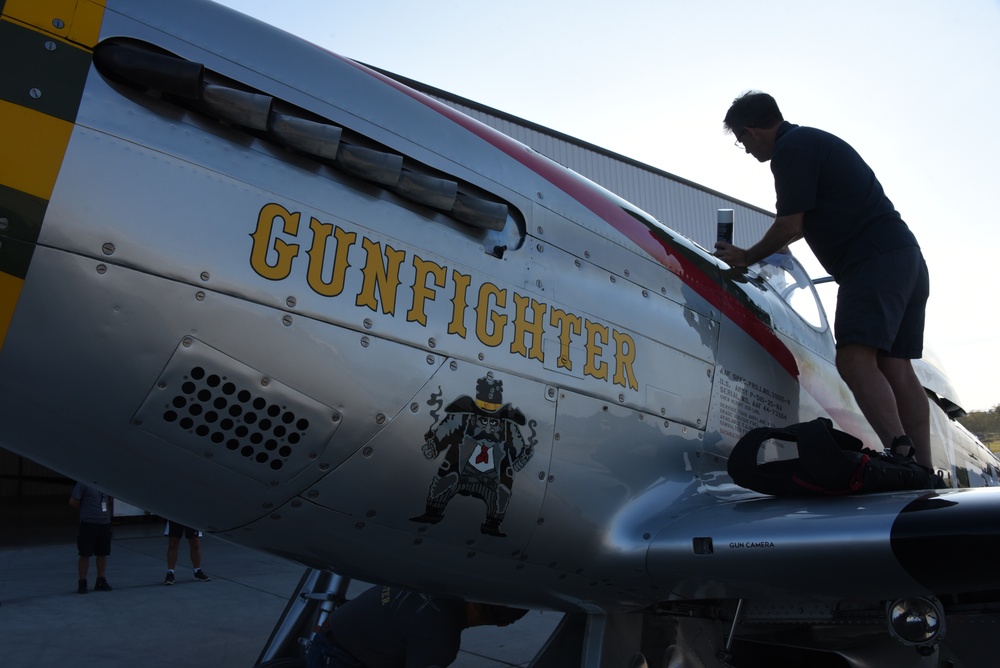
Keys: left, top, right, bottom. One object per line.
{"left": 339, "top": 57, "right": 798, "bottom": 379}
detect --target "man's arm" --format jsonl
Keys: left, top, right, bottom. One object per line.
{"left": 714, "top": 212, "right": 804, "bottom": 267}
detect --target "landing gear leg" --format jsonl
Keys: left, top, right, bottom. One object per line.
{"left": 254, "top": 567, "right": 350, "bottom": 667}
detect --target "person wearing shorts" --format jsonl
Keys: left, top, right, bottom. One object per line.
{"left": 163, "top": 520, "right": 211, "bottom": 585}
{"left": 715, "top": 91, "right": 931, "bottom": 466}
{"left": 69, "top": 482, "right": 113, "bottom": 594}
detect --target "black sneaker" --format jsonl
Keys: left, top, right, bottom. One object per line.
{"left": 163, "top": 571, "right": 175, "bottom": 586}
{"left": 94, "top": 578, "right": 112, "bottom": 592}
{"left": 193, "top": 569, "right": 211, "bottom": 582}
{"left": 77, "top": 579, "right": 88, "bottom": 594}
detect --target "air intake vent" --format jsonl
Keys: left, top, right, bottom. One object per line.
{"left": 134, "top": 338, "right": 342, "bottom": 487}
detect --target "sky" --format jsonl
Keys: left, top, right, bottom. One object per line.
{"left": 212, "top": 0, "right": 1000, "bottom": 411}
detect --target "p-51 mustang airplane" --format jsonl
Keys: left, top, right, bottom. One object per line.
{"left": 2, "top": 1, "right": 999, "bottom": 666}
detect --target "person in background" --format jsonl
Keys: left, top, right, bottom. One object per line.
{"left": 162, "top": 520, "right": 211, "bottom": 585}
{"left": 69, "top": 482, "right": 113, "bottom": 594}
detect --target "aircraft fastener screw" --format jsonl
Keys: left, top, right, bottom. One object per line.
{"left": 96, "top": 264, "right": 107, "bottom": 275}
{"left": 30, "top": 88, "right": 42, "bottom": 99}
{"left": 449, "top": 361, "right": 458, "bottom": 371}
{"left": 307, "top": 490, "right": 319, "bottom": 498}
{"left": 102, "top": 243, "right": 115, "bottom": 255}
{"left": 196, "top": 291, "right": 205, "bottom": 301}
{"left": 286, "top": 296, "right": 296, "bottom": 308}
{"left": 282, "top": 315, "right": 293, "bottom": 327}
{"left": 52, "top": 18, "right": 65, "bottom": 29}
{"left": 426, "top": 355, "right": 435, "bottom": 365}
{"left": 375, "top": 414, "right": 385, "bottom": 425}
{"left": 410, "top": 403, "right": 419, "bottom": 413}
{"left": 200, "top": 272, "right": 210, "bottom": 281}
{"left": 428, "top": 338, "right": 436, "bottom": 348}
{"left": 44, "top": 41, "right": 57, "bottom": 51}
{"left": 361, "top": 336, "right": 370, "bottom": 347}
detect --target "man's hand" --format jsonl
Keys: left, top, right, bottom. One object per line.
{"left": 714, "top": 241, "right": 750, "bottom": 267}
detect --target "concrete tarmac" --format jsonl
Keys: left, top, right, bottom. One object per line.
{"left": 0, "top": 498, "right": 561, "bottom": 668}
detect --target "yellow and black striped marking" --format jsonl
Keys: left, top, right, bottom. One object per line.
{"left": 0, "top": 0, "right": 106, "bottom": 350}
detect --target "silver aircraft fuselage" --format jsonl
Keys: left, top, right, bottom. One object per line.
{"left": 2, "top": 1, "right": 999, "bottom": 664}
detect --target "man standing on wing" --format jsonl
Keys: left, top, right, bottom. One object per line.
{"left": 715, "top": 91, "right": 931, "bottom": 467}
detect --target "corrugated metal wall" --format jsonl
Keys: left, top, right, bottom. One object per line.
{"left": 394, "top": 76, "right": 776, "bottom": 252}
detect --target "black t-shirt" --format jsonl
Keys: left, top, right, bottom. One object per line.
{"left": 329, "top": 586, "right": 466, "bottom": 668}
{"left": 771, "top": 122, "right": 918, "bottom": 279}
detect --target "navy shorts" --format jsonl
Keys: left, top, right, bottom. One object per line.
{"left": 165, "top": 521, "right": 201, "bottom": 539}
{"left": 77, "top": 521, "right": 112, "bottom": 557}
{"left": 834, "top": 247, "right": 929, "bottom": 358}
